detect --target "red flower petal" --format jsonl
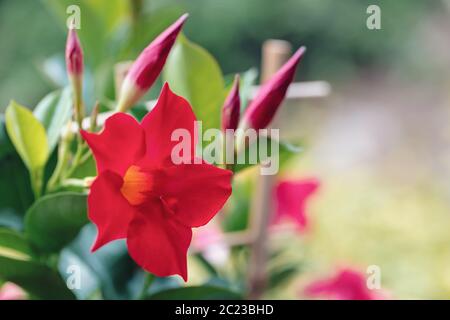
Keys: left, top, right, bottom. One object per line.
{"left": 88, "top": 171, "right": 136, "bottom": 251}
{"left": 81, "top": 113, "right": 145, "bottom": 176}
{"left": 158, "top": 160, "right": 232, "bottom": 227}
{"left": 127, "top": 199, "right": 192, "bottom": 281}
{"left": 274, "top": 178, "right": 319, "bottom": 231}
{"left": 141, "top": 83, "right": 197, "bottom": 167}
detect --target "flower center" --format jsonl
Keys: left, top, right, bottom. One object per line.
{"left": 120, "top": 165, "right": 153, "bottom": 206}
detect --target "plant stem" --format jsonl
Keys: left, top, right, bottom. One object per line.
{"left": 47, "top": 139, "right": 71, "bottom": 192}
{"left": 63, "top": 141, "right": 86, "bottom": 180}
{"left": 30, "top": 168, "right": 43, "bottom": 199}
{"left": 138, "top": 273, "right": 155, "bottom": 300}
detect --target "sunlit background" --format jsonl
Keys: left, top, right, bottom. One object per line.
{"left": 1, "top": 0, "right": 450, "bottom": 299}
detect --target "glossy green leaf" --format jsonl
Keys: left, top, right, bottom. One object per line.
{"left": 34, "top": 87, "right": 72, "bottom": 152}
{"left": 25, "top": 192, "right": 88, "bottom": 253}
{"left": 0, "top": 229, "right": 75, "bottom": 299}
{"left": 0, "top": 228, "right": 32, "bottom": 261}
{"left": 5, "top": 101, "right": 49, "bottom": 171}
{"left": 268, "top": 264, "right": 302, "bottom": 290}
{"left": 58, "top": 248, "right": 100, "bottom": 300}
{"left": 222, "top": 179, "right": 252, "bottom": 232}
{"left": 147, "top": 285, "right": 242, "bottom": 300}
{"left": 163, "top": 34, "right": 225, "bottom": 131}
{"left": 0, "top": 118, "right": 34, "bottom": 223}
{"left": 64, "top": 224, "right": 140, "bottom": 300}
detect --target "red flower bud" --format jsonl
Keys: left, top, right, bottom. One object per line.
{"left": 241, "top": 46, "right": 306, "bottom": 130}
{"left": 221, "top": 75, "right": 240, "bottom": 132}
{"left": 66, "top": 28, "right": 84, "bottom": 127}
{"left": 117, "top": 14, "right": 188, "bottom": 112}
{"left": 65, "top": 29, "right": 83, "bottom": 76}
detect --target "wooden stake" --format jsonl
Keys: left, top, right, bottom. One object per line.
{"left": 247, "top": 39, "right": 292, "bottom": 299}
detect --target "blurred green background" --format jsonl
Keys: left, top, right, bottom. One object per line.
{"left": 1, "top": 0, "right": 450, "bottom": 299}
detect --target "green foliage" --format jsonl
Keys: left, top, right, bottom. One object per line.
{"left": 0, "top": 228, "right": 75, "bottom": 299}
{"left": 164, "top": 34, "right": 226, "bottom": 131}
{"left": 5, "top": 101, "right": 49, "bottom": 198}
{"left": 61, "top": 225, "right": 141, "bottom": 300}
{"left": 34, "top": 87, "right": 72, "bottom": 152}
{"left": 146, "top": 285, "right": 242, "bottom": 300}
{"left": 5, "top": 101, "right": 49, "bottom": 172}
{"left": 25, "top": 192, "right": 88, "bottom": 253}
{"left": 0, "top": 117, "right": 34, "bottom": 226}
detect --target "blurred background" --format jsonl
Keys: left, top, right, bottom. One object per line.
{"left": 1, "top": 0, "right": 450, "bottom": 299}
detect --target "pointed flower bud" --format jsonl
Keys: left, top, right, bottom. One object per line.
{"left": 66, "top": 28, "right": 84, "bottom": 128}
{"left": 240, "top": 46, "right": 306, "bottom": 131}
{"left": 221, "top": 75, "right": 241, "bottom": 132}
{"left": 116, "top": 14, "right": 189, "bottom": 112}
{"left": 66, "top": 29, "right": 84, "bottom": 76}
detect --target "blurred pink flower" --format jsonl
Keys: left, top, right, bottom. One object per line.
{"left": 191, "top": 223, "right": 230, "bottom": 267}
{"left": 304, "top": 268, "right": 386, "bottom": 300}
{"left": 0, "top": 282, "right": 26, "bottom": 300}
{"left": 272, "top": 178, "right": 320, "bottom": 232}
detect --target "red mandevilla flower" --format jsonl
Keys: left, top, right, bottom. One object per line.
{"left": 304, "top": 268, "right": 386, "bottom": 300}
{"left": 81, "top": 83, "right": 232, "bottom": 281}
{"left": 272, "top": 178, "right": 319, "bottom": 232}
{"left": 221, "top": 75, "right": 241, "bottom": 132}
{"left": 117, "top": 14, "right": 188, "bottom": 112}
{"left": 240, "top": 46, "right": 306, "bottom": 131}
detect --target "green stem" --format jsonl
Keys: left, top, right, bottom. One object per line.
{"left": 30, "top": 168, "right": 43, "bottom": 199}
{"left": 47, "top": 139, "right": 71, "bottom": 192}
{"left": 63, "top": 141, "right": 86, "bottom": 180}
{"left": 60, "top": 178, "right": 86, "bottom": 188}
{"left": 138, "top": 273, "right": 155, "bottom": 300}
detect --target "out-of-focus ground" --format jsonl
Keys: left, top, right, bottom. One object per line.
{"left": 273, "top": 11, "right": 450, "bottom": 298}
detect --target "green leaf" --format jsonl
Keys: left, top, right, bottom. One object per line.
{"left": 163, "top": 34, "right": 225, "bottom": 131}
{"left": 268, "top": 264, "right": 302, "bottom": 290}
{"left": 25, "top": 192, "right": 88, "bottom": 253}
{"left": 0, "top": 114, "right": 14, "bottom": 158}
{"left": 233, "top": 137, "right": 302, "bottom": 174}
{"left": 0, "top": 118, "right": 34, "bottom": 223}
{"left": 146, "top": 285, "right": 242, "bottom": 300}
{"left": 58, "top": 248, "right": 100, "bottom": 300}
{"left": 0, "top": 228, "right": 32, "bottom": 261}
{"left": 5, "top": 101, "right": 49, "bottom": 172}
{"left": 34, "top": 87, "right": 72, "bottom": 152}
{"left": 222, "top": 179, "right": 252, "bottom": 232}
{"left": 64, "top": 224, "right": 140, "bottom": 300}
{"left": 0, "top": 228, "right": 75, "bottom": 299}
